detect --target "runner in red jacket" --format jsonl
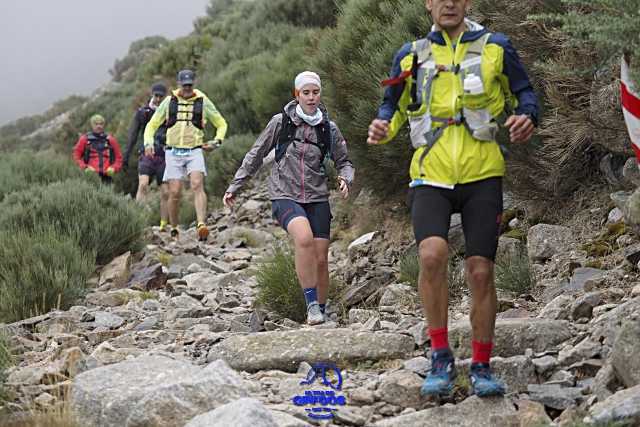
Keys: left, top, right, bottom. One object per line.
{"left": 73, "top": 114, "right": 123, "bottom": 184}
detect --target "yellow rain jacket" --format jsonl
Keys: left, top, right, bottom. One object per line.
{"left": 377, "top": 21, "right": 538, "bottom": 189}
{"left": 144, "top": 88, "right": 227, "bottom": 149}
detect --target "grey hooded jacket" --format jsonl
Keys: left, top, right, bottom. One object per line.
{"left": 226, "top": 101, "right": 355, "bottom": 203}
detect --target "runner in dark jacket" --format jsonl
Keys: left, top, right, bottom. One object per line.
{"left": 124, "top": 83, "right": 169, "bottom": 230}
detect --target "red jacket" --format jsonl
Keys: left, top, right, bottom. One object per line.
{"left": 73, "top": 132, "right": 123, "bottom": 175}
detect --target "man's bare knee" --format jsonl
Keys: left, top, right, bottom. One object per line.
{"left": 418, "top": 239, "right": 448, "bottom": 274}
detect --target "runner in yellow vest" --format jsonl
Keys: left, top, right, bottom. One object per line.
{"left": 144, "top": 69, "right": 228, "bottom": 241}
{"left": 367, "top": 0, "right": 538, "bottom": 398}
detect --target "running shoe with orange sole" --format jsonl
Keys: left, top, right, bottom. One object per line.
{"left": 197, "top": 223, "right": 209, "bottom": 242}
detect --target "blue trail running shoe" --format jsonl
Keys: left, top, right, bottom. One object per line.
{"left": 420, "top": 349, "right": 457, "bottom": 397}
{"left": 470, "top": 363, "right": 506, "bottom": 397}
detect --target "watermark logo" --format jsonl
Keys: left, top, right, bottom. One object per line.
{"left": 292, "top": 362, "right": 347, "bottom": 420}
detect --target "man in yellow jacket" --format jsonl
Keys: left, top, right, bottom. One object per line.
{"left": 368, "top": 0, "right": 538, "bottom": 398}
{"left": 144, "top": 69, "right": 228, "bottom": 241}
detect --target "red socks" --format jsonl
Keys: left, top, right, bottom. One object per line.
{"left": 472, "top": 340, "right": 493, "bottom": 364}
{"left": 428, "top": 327, "right": 493, "bottom": 363}
{"left": 428, "top": 327, "right": 449, "bottom": 351}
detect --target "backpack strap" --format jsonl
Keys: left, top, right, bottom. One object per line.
{"left": 275, "top": 111, "right": 296, "bottom": 164}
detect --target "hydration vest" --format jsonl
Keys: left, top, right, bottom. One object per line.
{"left": 83, "top": 133, "right": 115, "bottom": 164}
{"left": 274, "top": 106, "right": 332, "bottom": 166}
{"left": 166, "top": 96, "right": 204, "bottom": 130}
{"left": 385, "top": 33, "right": 499, "bottom": 152}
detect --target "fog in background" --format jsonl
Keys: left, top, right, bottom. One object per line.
{"left": 0, "top": 0, "right": 210, "bottom": 125}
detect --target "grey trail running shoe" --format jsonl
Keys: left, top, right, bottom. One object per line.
{"left": 307, "top": 302, "right": 325, "bottom": 325}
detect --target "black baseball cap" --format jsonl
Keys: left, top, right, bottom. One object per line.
{"left": 177, "top": 70, "right": 195, "bottom": 85}
{"left": 151, "top": 83, "right": 167, "bottom": 96}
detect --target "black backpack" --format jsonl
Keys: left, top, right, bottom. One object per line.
{"left": 274, "top": 106, "right": 332, "bottom": 165}
{"left": 83, "top": 133, "right": 115, "bottom": 164}
{"left": 166, "top": 96, "right": 204, "bottom": 130}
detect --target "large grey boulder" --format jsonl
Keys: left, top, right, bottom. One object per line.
{"left": 71, "top": 354, "right": 248, "bottom": 427}
{"left": 624, "top": 188, "right": 640, "bottom": 235}
{"left": 99, "top": 252, "right": 132, "bottom": 289}
{"left": 185, "top": 398, "right": 277, "bottom": 427}
{"left": 377, "top": 370, "right": 424, "bottom": 408}
{"left": 527, "top": 384, "right": 585, "bottom": 410}
{"left": 449, "top": 319, "right": 573, "bottom": 358}
{"left": 457, "top": 355, "right": 536, "bottom": 393}
{"left": 527, "top": 224, "right": 573, "bottom": 262}
{"left": 591, "top": 297, "right": 640, "bottom": 347}
{"left": 217, "top": 226, "right": 274, "bottom": 248}
{"left": 611, "top": 320, "right": 640, "bottom": 388}
{"left": 375, "top": 396, "right": 517, "bottom": 426}
{"left": 586, "top": 384, "right": 640, "bottom": 425}
{"left": 207, "top": 329, "right": 414, "bottom": 372}
{"left": 378, "top": 283, "right": 418, "bottom": 312}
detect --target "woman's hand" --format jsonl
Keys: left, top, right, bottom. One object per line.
{"left": 338, "top": 177, "right": 349, "bottom": 199}
{"left": 223, "top": 192, "right": 235, "bottom": 208}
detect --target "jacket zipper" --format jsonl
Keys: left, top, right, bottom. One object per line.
{"left": 300, "top": 139, "right": 307, "bottom": 202}
{"left": 451, "top": 36, "right": 461, "bottom": 183}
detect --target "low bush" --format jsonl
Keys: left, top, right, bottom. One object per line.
{"left": 0, "top": 229, "right": 95, "bottom": 323}
{"left": 399, "top": 250, "right": 466, "bottom": 299}
{"left": 256, "top": 245, "right": 306, "bottom": 323}
{"left": 0, "top": 179, "right": 146, "bottom": 264}
{"left": 142, "top": 190, "right": 196, "bottom": 228}
{"left": 495, "top": 249, "right": 533, "bottom": 295}
{"left": 399, "top": 249, "right": 420, "bottom": 288}
{"left": 0, "top": 150, "right": 86, "bottom": 201}
{"left": 255, "top": 244, "right": 344, "bottom": 323}
{"left": 0, "top": 330, "right": 11, "bottom": 401}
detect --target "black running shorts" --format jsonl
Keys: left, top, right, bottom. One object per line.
{"left": 272, "top": 199, "right": 332, "bottom": 239}
{"left": 409, "top": 177, "right": 503, "bottom": 260}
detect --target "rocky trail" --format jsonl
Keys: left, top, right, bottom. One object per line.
{"left": 2, "top": 178, "right": 640, "bottom": 427}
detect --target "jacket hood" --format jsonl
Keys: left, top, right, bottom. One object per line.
{"left": 172, "top": 88, "right": 206, "bottom": 100}
{"left": 428, "top": 18, "right": 488, "bottom": 45}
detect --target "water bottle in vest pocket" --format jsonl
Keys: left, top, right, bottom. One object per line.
{"left": 462, "top": 74, "right": 497, "bottom": 142}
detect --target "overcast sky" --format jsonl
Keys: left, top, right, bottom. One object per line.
{"left": 0, "top": 0, "right": 210, "bottom": 125}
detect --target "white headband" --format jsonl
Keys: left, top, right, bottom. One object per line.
{"left": 295, "top": 71, "right": 322, "bottom": 91}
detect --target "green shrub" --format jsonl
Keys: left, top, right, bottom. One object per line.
{"left": 256, "top": 245, "right": 306, "bottom": 323}
{"left": 0, "top": 229, "right": 95, "bottom": 323}
{"left": 448, "top": 255, "right": 468, "bottom": 299}
{"left": 399, "top": 250, "right": 420, "bottom": 288}
{"left": 313, "top": 0, "right": 431, "bottom": 195}
{"left": 0, "top": 150, "right": 86, "bottom": 201}
{"left": 398, "top": 250, "right": 467, "bottom": 298}
{"left": 255, "top": 244, "right": 348, "bottom": 323}
{"left": 495, "top": 249, "right": 532, "bottom": 295}
{"left": 204, "top": 134, "right": 255, "bottom": 198}
{"left": 534, "top": 0, "right": 640, "bottom": 87}
{"left": 142, "top": 190, "right": 196, "bottom": 228}
{"left": 0, "top": 179, "right": 146, "bottom": 264}
{"left": 0, "top": 330, "right": 11, "bottom": 401}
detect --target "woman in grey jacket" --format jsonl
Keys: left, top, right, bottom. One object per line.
{"left": 224, "top": 71, "right": 355, "bottom": 325}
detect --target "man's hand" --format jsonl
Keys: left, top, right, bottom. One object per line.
{"left": 338, "top": 177, "right": 349, "bottom": 199}
{"left": 84, "top": 166, "right": 96, "bottom": 174}
{"left": 367, "top": 119, "right": 390, "bottom": 145}
{"left": 105, "top": 167, "right": 115, "bottom": 177}
{"left": 223, "top": 192, "right": 235, "bottom": 208}
{"left": 144, "top": 146, "right": 155, "bottom": 157}
{"left": 505, "top": 115, "right": 535, "bottom": 144}
{"left": 203, "top": 139, "right": 221, "bottom": 152}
